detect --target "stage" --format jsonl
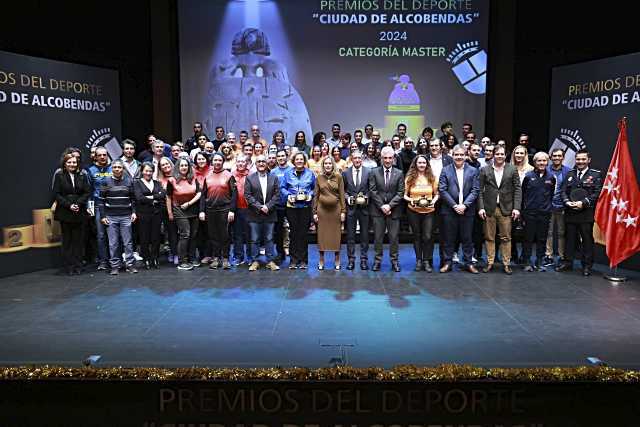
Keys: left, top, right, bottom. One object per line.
{"left": 1, "top": 245, "right": 639, "bottom": 369}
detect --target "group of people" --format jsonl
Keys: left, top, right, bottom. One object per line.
{"left": 51, "top": 120, "right": 603, "bottom": 277}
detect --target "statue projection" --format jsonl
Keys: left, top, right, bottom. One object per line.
{"left": 206, "top": 28, "right": 312, "bottom": 142}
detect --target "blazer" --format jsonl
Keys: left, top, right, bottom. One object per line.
{"left": 438, "top": 163, "right": 480, "bottom": 217}
{"left": 244, "top": 172, "right": 280, "bottom": 222}
{"left": 52, "top": 171, "right": 91, "bottom": 223}
{"left": 368, "top": 166, "right": 405, "bottom": 218}
{"left": 477, "top": 164, "right": 522, "bottom": 216}
{"left": 133, "top": 179, "right": 166, "bottom": 216}
{"left": 342, "top": 166, "right": 371, "bottom": 215}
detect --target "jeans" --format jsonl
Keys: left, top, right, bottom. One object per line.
{"left": 249, "top": 222, "right": 275, "bottom": 262}
{"left": 106, "top": 214, "right": 134, "bottom": 269}
{"left": 233, "top": 208, "right": 249, "bottom": 262}
{"left": 545, "top": 210, "right": 566, "bottom": 258}
{"left": 175, "top": 216, "right": 199, "bottom": 263}
{"left": 94, "top": 207, "right": 108, "bottom": 265}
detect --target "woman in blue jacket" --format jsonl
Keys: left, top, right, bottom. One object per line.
{"left": 281, "top": 152, "right": 316, "bottom": 269}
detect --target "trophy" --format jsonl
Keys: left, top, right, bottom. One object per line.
{"left": 412, "top": 195, "right": 432, "bottom": 208}
{"left": 295, "top": 187, "right": 308, "bottom": 202}
{"left": 355, "top": 192, "right": 368, "bottom": 206}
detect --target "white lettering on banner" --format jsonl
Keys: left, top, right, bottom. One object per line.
{"left": 0, "top": 91, "right": 6, "bottom": 102}
{"left": 4, "top": 92, "right": 109, "bottom": 112}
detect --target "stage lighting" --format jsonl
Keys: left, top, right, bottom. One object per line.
{"left": 586, "top": 356, "right": 607, "bottom": 367}
{"left": 82, "top": 355, "right": 102, "bottom": 367}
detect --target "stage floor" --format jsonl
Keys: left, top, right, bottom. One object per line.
{"left": 1, "top": 245, "right": 639, "bottom": 369}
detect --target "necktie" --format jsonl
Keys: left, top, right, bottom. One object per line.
{"left": 355, "top": 168, "right": 360, "bottom": 187}
{"left": 579, "top": 170, "right": 585, "bottom": 180}
{"left": 385, "top": 169, "right": 390, "bottom": 189}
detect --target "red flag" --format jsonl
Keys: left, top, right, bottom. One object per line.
{"left": 595, "top": 118, "right": 640, "bottom": 267}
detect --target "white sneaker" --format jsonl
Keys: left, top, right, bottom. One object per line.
{"left": 452, "top": 253, "right": 460, "bottom": 263}
{"left": 472, "top": 256, "right": 478, "bottom": 263}
{"left": 133, "top": 251, "right": 143, "bottom": 261}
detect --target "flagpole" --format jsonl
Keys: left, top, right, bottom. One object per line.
{"left": 604, "top": 264, "right": 627, "bottom": 283}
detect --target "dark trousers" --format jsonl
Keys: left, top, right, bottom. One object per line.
{"left": 233, "top": 208, "right": 249, "bottom": 262}
{"left": 175, "top": 216, "right": 198, "bottom": 263}
{"left": 407, "top": 210, "right": 435, "bottom": 262}
{"left": 60, "top": 221, "right": 84, "bottom": 270}
{"left": 137, "top": 212, "right": 162, "bottom": 261}
{"left": 207, "top": 209, "right": 230, "bottom": 259}
{"left": 196, "top": 220, "right": 211, "bottom": 259}
{"left": 274, "top": 207, "right": 287, "bottom": 260}
{"left": 472, "top": 216, "right": 484, "bottom": 260}
{"left": 442, "top": 214, "right": 474, "bottom": 265}
{"left": 373, "top": 215, "right": 400, "bottom": 262}
{"left": 565, "top": 221, "right": 595, "bottom": 268}
{"left": 286, "top": 206, "right": 311, "bottom": 263}
{"left": 346, "top": 208, "right": 369, "bottom": 260}
{"left": 522, "top": 210, "right": 551, "bottom": 265}
{"left": 161, "top": 210, "right": 178, "bottom": 256}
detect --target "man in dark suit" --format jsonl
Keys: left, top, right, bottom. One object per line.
{"left": 369, "top": 146, "right": 405, "bottom": 272}
{"left": 438, "top": 144, "right": 480, "bottom": 273}
{"left": 244, "top": 155, "right": 281, "bottom": 271}
{"left": 342, "top": 150, "right": 371, "bottom": 270}
{"left": 477, "top": 145, "right": 522, "bottom": 274}
{"left": 556, "top": 149, "right": 603, "bottom": 276}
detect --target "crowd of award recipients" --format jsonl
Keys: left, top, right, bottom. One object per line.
{"left": 52, "top": 120, "right": 603, "bottom": 277}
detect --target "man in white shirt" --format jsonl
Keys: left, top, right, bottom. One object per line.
{"left": 327, "top": 123, "right": 341, "bottom": 149}
{"left": 120, "top": 139, "right": 140, "bottom": 178}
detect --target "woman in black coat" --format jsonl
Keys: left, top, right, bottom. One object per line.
{"left": 52, "top": 152, "right": 91, "bottom": 275}
{"left": 133, "top": 162, "right": 166, "bottom": 269}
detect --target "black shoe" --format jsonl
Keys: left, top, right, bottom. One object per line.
{"left": 555, "top": 262, "right": 573, "bottom": 272}
{"left": 144, "top": 260, "right": 151, "bottom": 270}
{"left": 372, "top": 261, "right": 381, "bottom": 271}
{"left": 392, "top": 261, "right": 401, "bottom": 272}
{"left": 126, "top": 267, "right": 138, "bottom": 274}
{"left": 66, "top": 268, "right": 75, "bottom": 276}
{"left": 583, "top": 267, "right": 592, "bottom": 277}
{"left": 151, "top": 259, "right": 159, "bottom": 269}
{"left": 360, "top": 260, "right": 369, "bottom": 270}
{"left": 347, "top": 259, "right": 355, "bottom": 270}
{"left": 414, "top": 260, "right": 422, "bottom": 272}
{"left": 73, "top": 267, "right": 82, "bottom": 275}
{"left": 542, "top": 256, "right": 555, "bottom": 267}
{"left": 110, "top": 268, "right": 119, "bottom": 275}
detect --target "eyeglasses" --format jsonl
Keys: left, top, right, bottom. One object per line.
{"left": 256, "top": 160, "right": 267, "bottom": 163}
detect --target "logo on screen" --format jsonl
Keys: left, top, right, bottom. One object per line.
{"left": 446, "top": 41, "right": 487, "bottom": 95}
{"left": 86, "top": 127, "right": 122, "bottom": 161}
{"left": 549, "top": 128, "right": 587, "bottom": 168}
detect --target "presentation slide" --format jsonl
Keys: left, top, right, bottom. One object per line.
{"left": 179, "top": 0, "right": 489, "bottom": 142}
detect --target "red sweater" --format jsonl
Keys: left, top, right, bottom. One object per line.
{"left": 200, "top": 169, "right": 237, "bottom": 212}
{"left": 232, "top": 168, "right": 249, "bottom": 209}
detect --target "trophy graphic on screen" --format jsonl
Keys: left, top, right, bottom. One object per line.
{"left": 549, "top": 128, "right": 588, "bottom": 169}
{"left": 85, "top": 127, "right": 122, "bottom": 161}
{"left": 384, "top": 74, "right": 425, "bottom": 139}
{"left": 446, "top": 41, "right": 487, "bottom": 95}
{"left": 207, "top": 28, "right": 312, "bottom": 143}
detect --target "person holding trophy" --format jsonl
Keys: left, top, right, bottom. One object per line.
{"left": 281, "top": 152, "right": 316, "bottom": 269}
{"left": 342, "top": 150, "right": 371, "bottom": 270}
{"left": 404, "top": 155, "right": 439, "bottom": 272}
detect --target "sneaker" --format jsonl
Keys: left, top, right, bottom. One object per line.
{"left": 452, "top": 253, "right": 460, "bottom": 264}
{"left": 97, "top": 262, "right": 108, "bottom": 271}
{"left": 299, "top": 262, "right": 307, "bottom": 270}
{"left": 126, "top": 267, "right": 138, "bottom": 274}
{"left": 471, "top": 256, "right": 478, "bottom": 264}
{"left": 542, "top": 256, "right": 555, "bottom": 267}
{"left": 109, "top": 268, "right": 119, "bottom": 275}
{"left": 177, "top": 263, "right": 194, "bottom": 271}
{"left": 266, "top": 261, "right": 280, "bottom": 271}
{"left": 222, "top": 258, "right": 231, "bottom": 270}
{"left": 231, "top": 258, "right": 244, "bottom": 267}
{"left": 259, "top": 247, "right": 266, "bottom": 256}
{"left": 209, "top": 257, "right": 220, "bottom": 269}
{"left": 200, "top": 257, "right": 212, "bottom": 265}
{"left": 133, "top": 251, "right": 143, "bottom": 261}
{"left": 191, "top": 259, "right": 201, "bottom": 268}
{"left": 248, "top": 261, "right": 260, "bottom": 271}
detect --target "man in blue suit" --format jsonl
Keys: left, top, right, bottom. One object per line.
{"left": 438, "top": 144, "right": 480, "bottom": 273}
